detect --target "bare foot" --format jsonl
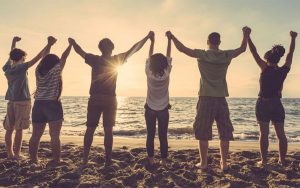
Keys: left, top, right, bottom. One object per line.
{"left": 220, "top": 161, "right": 229, "bottom": 171}
{"left": 160, "top": 158, "right": 167, "bottom": 167}
{"left": 195, "top": 162, "right": 207, "bottom": 170}
{"left": 257, "top": 160, "right": 267, "bottom": 167}
{"left": 148, "top": 157, "right": 155, "bottom": 166}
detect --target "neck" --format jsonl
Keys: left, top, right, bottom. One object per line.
{"left": 208, "top": 45, "right": 219, "bottom": 50}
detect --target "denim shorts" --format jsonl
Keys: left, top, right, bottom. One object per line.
{"left": 32, "top": 100, "right": 63, "bottom": 123}
{"left": 256, "top": 98, "right": 285, "bottom": 124}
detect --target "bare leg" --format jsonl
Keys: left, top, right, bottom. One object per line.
{"left": 29, "top": 123, "right": 46, "bottom": 163}
{"left": 83, "top": 126, "right": 97, "bottom": 165}
{"left": 104, "top": 126, "right": 113, "bottom": 166}
{"left": 258, "top": 122, "right": 269, "bottom": 164}
{"left": 5, "top": 129, "right": 14, "bottom": 159}
{"left": 197, "top": 140, "right": 208, "bottom": 169}
{"left": 273, "top": 123, "right": 287, "bottom": 165}
{"left": 49, "top": 120, "right": 63, "bottom": 163}
{"left": 14, "top": 129, "right": 23, "bottom": 158}
{"left": 220, "top": 140, "right": 229, "bottom": 170}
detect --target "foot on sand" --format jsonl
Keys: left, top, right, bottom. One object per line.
{"left": 195, "top": 162, "right": 208, "bottom": 170}
{"left": 46, "top": 159, "right": 60, "bottom": 168}
{"left": 220, "top": 161, "right": 229, "bottom": 171}
{"left": 257, "top": 160, "right": 267, "bottom": 167}
{"left": 160, "top": 159, "right": 167, "bottom": 167}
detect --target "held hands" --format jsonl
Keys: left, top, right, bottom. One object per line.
{"left": 68, "top": 37, "right": 76, "bottom": 45}
{"left": 47, "top": 36, "right": 57, "bottom": 46}
{"left": 166, "top": 31, "right": 173, "bottom": 40}
{"left": 290, "top": 31, "right": 297, "bottom": 38}
{"left": 242, "top": 26, "right": 251, "bottom": 36}
{"left": 148, "top": 31, "right": 155, "bottom": 42}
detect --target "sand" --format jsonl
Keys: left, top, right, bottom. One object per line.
{"left": 0, "top": 136, "right": 299, "bottom": 187}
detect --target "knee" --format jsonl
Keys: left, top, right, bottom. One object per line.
{"left": 277, "top": 134, "right": 287, "bottom": 142}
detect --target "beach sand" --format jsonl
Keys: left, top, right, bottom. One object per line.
{"left": 0, "top": 135, "right": 299, "bottom": 187}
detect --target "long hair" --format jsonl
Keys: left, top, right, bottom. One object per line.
{"left": 149, "top": 53, "right": 168, "bottom": 77}
{"left": 264, "top": 45, "right": 285, "bottom": 64}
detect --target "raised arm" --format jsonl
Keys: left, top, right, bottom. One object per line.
{"left": 166, "top": 31, "right": 172, "bottom": 57}
{"left": 229, "top": 26, "right": 251, "bottom": 58}
{"left": 27, "top": 36, "right": 56, "bottom": 68}
{"left": 60, "top": 40, "right": 73, "bottom": 70}
{"left": 120, "top": 31, "right": 152, "bottom": 61}
{"left": 248, "top": 36, "right": 267, "bottom": 70}
{"left": 284, "top": 31, "right": 297, "bottom": 68}
{"left": 168, "top": 31, "right": 198, "bottom": 58}
{"left": 68, "top": 38, "right": 87, "bottom": 59}
{"left": 148, "top": 32, "right": 154, "bottom": 57}
{"left": 11, "top": 36, "right": 21, "bottom": 51}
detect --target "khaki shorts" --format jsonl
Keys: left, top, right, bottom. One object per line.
{"left": 3, "top": 100, "right": 31, "bottom": 130}
{"left": 193, "top": 97, "right": 234, "bottom": 141}
{"left": 86, "top": 95, "right": 117, "bottom": 127}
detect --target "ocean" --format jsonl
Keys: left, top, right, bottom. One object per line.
{"left": 0, "top": 97, "right": 299, "bottom": 143}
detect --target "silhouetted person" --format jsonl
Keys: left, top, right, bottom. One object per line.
{"left": 3, "top": 36, "right": 55, "bottom": 160}
{"left": 167, "top": 27, "right": 251, "bottom": 171}
{"left": 69, "top": 32, "right": 153, "bottom": 166}
{"left": 29, "top": 37, "right": 72, "bottom": 166}
{"left": 248, "top": 31, "right": 297, "bottom": 166}
{"left": 144, "top": 31, "right": 172, "bottom": 166}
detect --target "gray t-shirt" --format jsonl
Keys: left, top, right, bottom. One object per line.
{"left": 195, "top": 49, "right": 235, "bottom": 97}
{"left": 3, "top": 60, "right": 31, "bottom": 101}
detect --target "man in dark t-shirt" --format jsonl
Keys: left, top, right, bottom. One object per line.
{"left": 69, "top": 32, "right": 153, "bottom": 166}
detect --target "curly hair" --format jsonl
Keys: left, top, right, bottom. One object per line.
{"left": 264, "top": 45, "right": 285, "bottom": 64}
{"left": 10, "top": 48, "right": 26, "bottom": 62}
{"left": 149, "top": 53, "right": 168, "bottom": 77}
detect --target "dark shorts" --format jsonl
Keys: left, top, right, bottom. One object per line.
{"left": 193, "top": 97, "right": 234, "bottom": 141}
{"left": 32, "top": 100, "right": 63, "bottom": 123}
{"left": 86, "top": 95, "right": 117, "bottom": 127}
{"left": 256, "top": 98, "right": 285, "bottom": 124}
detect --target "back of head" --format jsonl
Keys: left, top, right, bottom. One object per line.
{"left": 149, "top": 53, "right": 168, "bottom": 77}
{"left": 98, "top": 38, "right": 114, "bottom": 55}
{"left": 208, "top": 32, "right": 221, "bottom": 46}
{"left": 264, "top": 45, "right": 285, "bottom": 65}
{"left": 10, "top": 48, "right": 26, "bottom": 62}
{"left": 38, "top": 54, "right": 60, "bottom": 76}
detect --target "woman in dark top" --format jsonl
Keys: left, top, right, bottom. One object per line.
{"left": 248, "top": 31, "right": 297, "bottom": 165}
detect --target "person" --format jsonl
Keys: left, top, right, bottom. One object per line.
{"left": 144, "top": 31, "right": 172, "bottom": 166}
{"left": 248, "top": 31, "right": 297, "bottom": 166}
{"left": 29, "top": 37, "right": 72, "bottom": 166}
{"left": 3, "top": 36, "right": 56, "bottom": 160}
{"left": 167, "top": 27, "right": 251, "bottom": 171}
{"left": 68, "top": 32, "right": 153, "bottom": 166}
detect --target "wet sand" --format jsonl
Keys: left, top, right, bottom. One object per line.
{"left": 0, "top": 136, "right": 299, "bottom": 187}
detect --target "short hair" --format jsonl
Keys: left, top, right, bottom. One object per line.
{"left": 98, "top": 38, "right": 114, "bottom": 54}
{"left": 149, "top": 53, "right": 168, "bottom": 77}
{"left": 208, "top": 32, "right": 221, "bottom": 45}
{"left": 10, "top": 48, "right": 26, "bottom": 61}
{"left": 264, "top": 45, "right": 285, "bottom": 64}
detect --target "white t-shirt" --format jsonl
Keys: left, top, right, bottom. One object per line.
{"left": 145, "top": 57, "right": 172, "bottom": 111}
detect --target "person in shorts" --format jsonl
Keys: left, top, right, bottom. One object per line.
{"left": 29, "top": 37, "right": 72, "bottom": 166}
{"left": 248, "top": 31, "right": 297, "bottom": 165}
{"left": 3, "top": 36, "right": 55, "bottom": 160}
{"left": 68, "top": 32, "right": 153, "bottom": 166}
{"left": 167, "top": 27, "right": 251, "bottom": 171}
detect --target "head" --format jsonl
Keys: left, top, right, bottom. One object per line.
{"left": 207, "top": 32, "right": 221, "bottom": 48}
{"left": 264, "top": 45, "right": 285, "bottom": 65}
{"left": 98, "top": 38, "right": 114, "bottom": 56}
{"left": 38, "top": 54, "right": 60, "bottom": 76}
{"left": 149, "top": 53, "right": 168, "bottom": 77}
{"left": 10, "top": 48, "right": 26, "bottom": 63}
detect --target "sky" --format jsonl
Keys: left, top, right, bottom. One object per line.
{"left": 0, "top": 0, "right": 300, "bottom": 97}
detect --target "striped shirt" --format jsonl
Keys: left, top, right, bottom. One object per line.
{"left": 35, "top": 64, "right": 62, "bottom": 100}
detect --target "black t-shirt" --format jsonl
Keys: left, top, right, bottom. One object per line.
{"left": 258, "top": 65, "right": 290, "bottom": 98}
{"left": 85, "top": 53, "right": 127, "bottom": 96}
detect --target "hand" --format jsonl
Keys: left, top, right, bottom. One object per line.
{"left": 242, "top": 26, "right": 251, "bottom": 36}
{"left": 47, "top": 36, "right": 57, "bottom": 45}
{"left": 68, "top": 37, "right": 75, "bottom": 45}
{"left": 13, "top": 36, "right": 21, "bottom": 42}
{"left": 166, "top": 31, "right": 173, "bottom": 40}
{"left": 148, "top": 31, "right": 155, "bottom": 42}
{"left": 290, "top": 31, "right": 297, "bottom": 38}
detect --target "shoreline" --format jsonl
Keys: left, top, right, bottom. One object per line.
{"left": 1, "top": 135, "right": 299, "bottom": 151}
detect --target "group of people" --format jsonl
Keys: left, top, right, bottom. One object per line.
{"left": 2, "top": 26, "right": 297, "bottom": 171}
